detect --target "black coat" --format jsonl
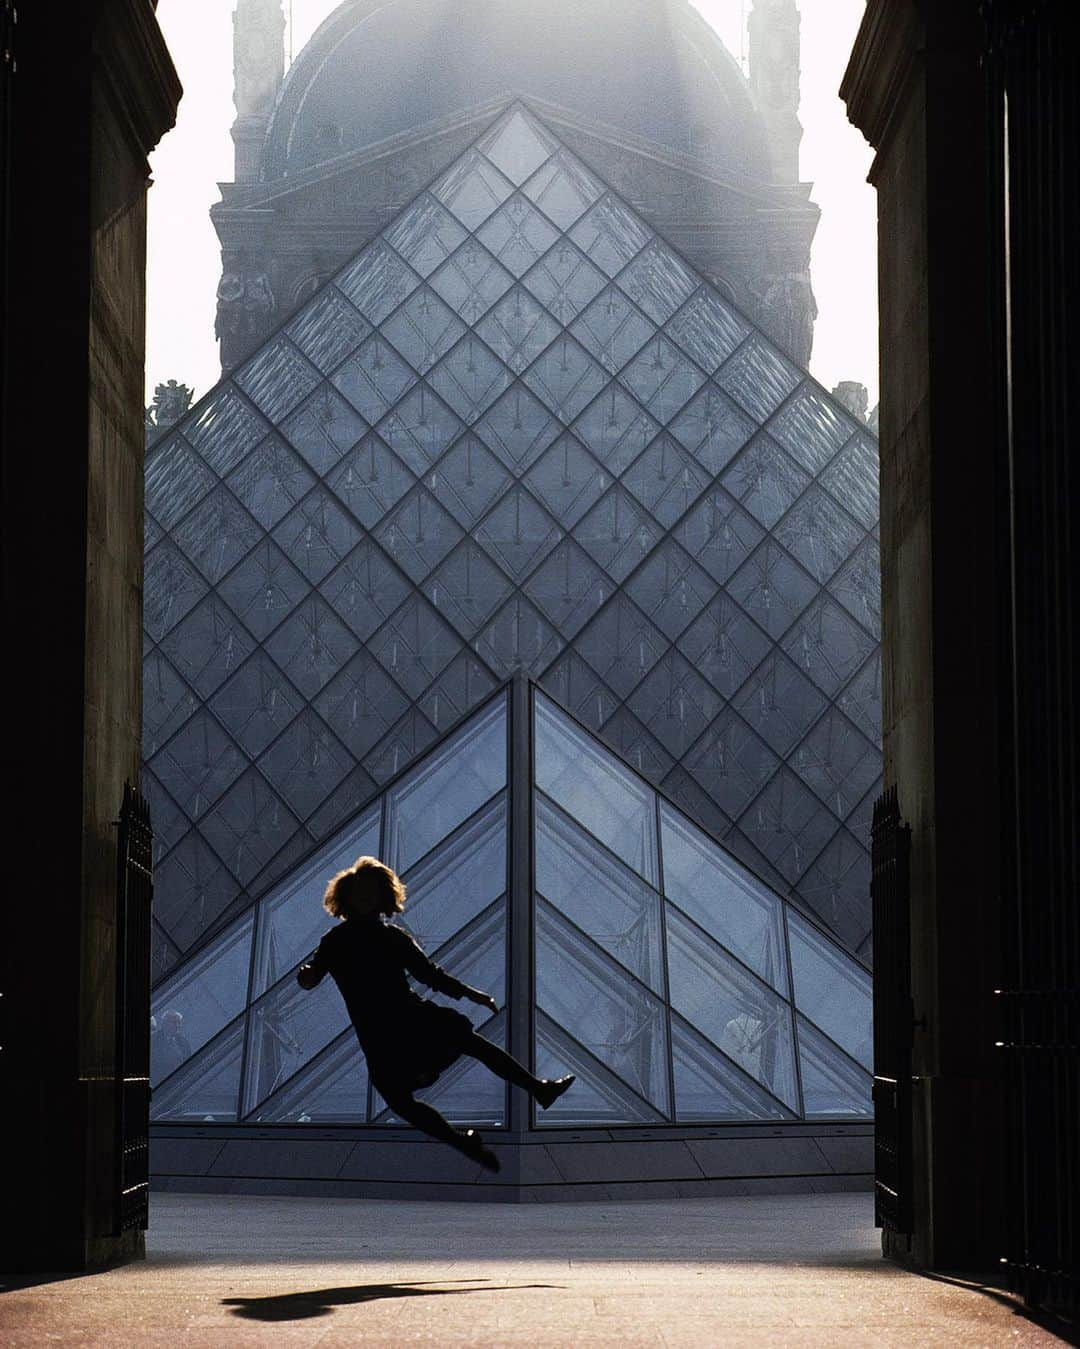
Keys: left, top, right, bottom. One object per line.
{"left": 303, "top": 917, "right": 474, "bottom": 1098}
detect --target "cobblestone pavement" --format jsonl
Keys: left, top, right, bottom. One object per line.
{"left": 0, "top": 1192, "right": 1066, "bottom": 1346}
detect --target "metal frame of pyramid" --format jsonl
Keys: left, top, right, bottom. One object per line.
{"left": 144, "top": 102, "right": 881, "bottom": 1037}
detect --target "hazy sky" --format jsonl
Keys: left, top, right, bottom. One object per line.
{"left": 147, "top": 0, "right": 876, "bottom": 409}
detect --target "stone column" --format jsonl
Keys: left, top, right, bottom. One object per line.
{"left": 231, "top": 0, "right": 285, "bottom": 185}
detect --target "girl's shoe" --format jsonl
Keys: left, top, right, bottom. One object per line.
{"left": 534, "top": 1075, "right": 576, "bottom": 1110}
{"left": 461, "top": 1128, "right": 501, "bottom": 1173}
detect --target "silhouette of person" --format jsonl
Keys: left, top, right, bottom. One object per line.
{"left": 153, "top": 1008, "right": 192, "bottom": 1078}
{"left": 297, "top": 856, "right": 574, "bottom": 1172}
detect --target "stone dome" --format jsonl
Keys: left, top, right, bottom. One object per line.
{"left": 262, "top": 0, "right": 771, "bottom": 182}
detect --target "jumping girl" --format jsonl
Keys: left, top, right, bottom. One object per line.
{"left": 297, "top": 855, "right": 574, "bottom": 1173}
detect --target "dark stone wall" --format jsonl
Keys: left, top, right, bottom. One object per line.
{"left": 0, "top": 0, "right": 179, "bottom": 1272}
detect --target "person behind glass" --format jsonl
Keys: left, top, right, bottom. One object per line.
{"left": 297, "top": 855, "right": 574, "bottom": 1173}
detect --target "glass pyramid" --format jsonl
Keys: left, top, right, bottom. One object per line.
{"left": 144, "top": 103, "right": 880, "bottom": 976}
{"left": 149, "top": 682, "right": 872, "bottom": 1127}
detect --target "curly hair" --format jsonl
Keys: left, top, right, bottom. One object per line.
{"left": 324, "top": 856, "right": 406, "bottom": 919}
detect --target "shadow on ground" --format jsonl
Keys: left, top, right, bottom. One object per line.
{"left": 222, "top": 1278, "right": 563, "bottom": 1322}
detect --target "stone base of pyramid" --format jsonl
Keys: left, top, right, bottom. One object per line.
{"left": 150, "top": 1123, "right": 872, "bottom": 1202}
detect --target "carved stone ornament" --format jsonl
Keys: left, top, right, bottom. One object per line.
{"left": 755, "top": 268, "right": 818, "bottom": 366}
{"left": 832, "top": 381, "right": 870, "bottom": 421}
{"left": 215, "top": 269, "right": 276, "bottom": 346}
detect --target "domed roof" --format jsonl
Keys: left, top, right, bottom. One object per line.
{"left": 263, "top": 0, "right": 770, "bottom": 182}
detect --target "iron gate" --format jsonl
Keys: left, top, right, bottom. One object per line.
{"left": 115, "top": 782, "right": 154, "bottom": 1233}
{"left": 871, "top": 787, "right": 912, "bottom": 1238}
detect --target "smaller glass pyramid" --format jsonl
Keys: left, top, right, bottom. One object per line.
{"left": 149, "top": 680, "right": 872, "bottom": 1127}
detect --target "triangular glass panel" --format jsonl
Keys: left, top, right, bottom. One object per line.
{"left": 150, "top": 911, "right": 253, "bottom": 1085}
{"left": 420, "top": 897, "right": 508, "bottom": 1013}
{"left": 535, "top": 794, "right": 664, "bottom": 995}
{"left": 660, "top": 802, "right": 788, "bottom": 994}
{"left": 522, "top": 149, "right": 604, "bottom": 230}
{"left": 383, "top": 691, "right": 507, "bottom": 874}
{"left": 477, "top": 106, "right": 559, "bottom": 186}
{"left": 241, "top": 960, "right": 353, "bottom": 1116}
{"left": 534, "top": 691, "right": 659, "bottom": 886}
{"left": 796, "top": 1014, "right": 873, "bottom": 1119}
{"left": 398, "top": 794, "right": 507, "bottom": 953}
{"left": 536, "top": 899, "right": 670, "bottom": 1115}
{"left": 665, "top": 903, "right": 799, "bottom": 1112}
{"left": 671, "top": 1014, "right": 793, "bottom": 1122}
{"left": 250, "top": 801, "right": 380, "bottom": 998}
{"left": 787, "top": 909, "right": 873, "bottom": 1070}
{"left": 150, "top": 1016, "right": 244, "bottom": 1123}
{"left": 246, "top": 1028, "right": 369, "bottom": 1124}
{"left": 534, "top": 1011, "right": 664, "bottom": 1125}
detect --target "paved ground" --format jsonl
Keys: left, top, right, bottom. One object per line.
{"left": 0, "top": 1192, "right": 1066, "bottom": 1347}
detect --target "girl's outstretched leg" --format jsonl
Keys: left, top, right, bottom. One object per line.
{"left": 461, "top": 1030, "right": 575, "bottom": 1109}
{"left": 383, "top": 1090, "right": 500, "bottom": 1173}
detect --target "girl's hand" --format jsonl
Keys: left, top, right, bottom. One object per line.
{"left": 471, "top": 990, "right": 499, "bottom": 1014}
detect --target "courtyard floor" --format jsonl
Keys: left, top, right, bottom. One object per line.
{"left": 0, "top": 1191, "right": 1067, "bottom": 1347}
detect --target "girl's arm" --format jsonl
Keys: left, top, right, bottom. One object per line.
{"left": 296, "top": 933, "right": 331, "bottom": 990}
{"left": 394, "top": 927, "right": 498, "bottom": 1011}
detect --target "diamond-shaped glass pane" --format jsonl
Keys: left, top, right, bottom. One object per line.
{"left": 477, "top": 106, "right": 557, "bottom": 185}
{"left": 152, "top": 831, "right": 242, "bottom": 952}
{"left": 368, "top": 594, "right": 464, "bottom": 700}
{"left": 573, "top": 485, "right": 661, "bottom": 583}
{"left": 477, "top": 195, "right": 561, "bottom": 277}
{"left": 382, "top": 194, "right": 468, "bottom": 278}
{"left": 571, "top": 385, "right": 659, "bottom": 475}
{"left": 264, "top": 594, "right": 355, "bottom": 699}
{"left": 226, "top": 433, "right": 316, "bottom": 530}
{"left": 383, "top": 693, "right": 506, "bottom": 874}
{"left": 673, "top": 487, "right": 765, "bottom": 585}
{"left": 537, "top": 901, "right": 670, "bottom": 1113}
{"left": 821, "top": 432, "right": 879, "bottom": 529}
{"left": 522, "top": 241, "right": 606, "bottom": 322}
{"left": 236, "top": 337, "right": 322, "bottom": 423}
{"left": 210, "top": 649, "right": 304, "bottom": 759}
{"left": 721, "top": 434, "right": 811, "bottom": 530}
{"left": 216, "top": 540, "right": 309, "bottom": 643}
{"left": 733, "top": 653, "right": 828, "bottom": 758}
{"left": 661, "top": 802, "right": 787, "bottom": 993}
{"left": 476, "top": 284, "right": 561, "bottom": 374}
{"left": 599, "top": 707, "right": 675, "bottom": 786}
{"left": 428, "top": 335, "right": 513, "bottom": 424}
{"left": 143, "top": 651, "right": 199, "bottom": 759}
{"left": 324, "top": 433, "right": 414, "bottom": 530}
{"left": 522, "top": 334, "right": 608, "bottom": 424}
{"left": 423, "top": 539, "right": 514, "bottom": 638}
{"left": 523, "top": 148, "right": 604, "bottom": 230}
{"left": 331, "top": 335, "right": 416, "bottom": 423}
{"left": 623, "top": 540, "right": 716, "bottom": 642}
{"left": 377, "top": 384, "right": 464, "bottom": 477}
{"left": 617, "top": 239, "right": 698, "bottom": 325}
{"left": 314, "top": 649, "right": 411, "bottom": 759}
{"left": 666, "top": 289, "right": 751, "bottom": 373}
{"left": 621, "top": 435, "right": 710, "bottom": 530}
{"left": 159, "top": 595, "right": 255, "bottom": 698}
{"left": 186, "top": 387, "right": 269, "bottom": 477}
{"left": 430, "top": 433, "right": 512, "bottom": 528}
{"left": 771, "top": 383, "right": 857, "bottom": 475}
{"left": 432, "top": 149, "right": 515, "bottom": 230}
{"left": 574, "top": 592, "right": 667, "bottom": 699}
{"left": 791, "top": 709, "right": 879, "bottom": 819}
{"left": 473, "top": 595, "right": 563, "bottom": 676}
{"left": 838, "top": 653, "right": 883, "bottom": 746}
{"left": 618, "top": 336, "right": 704, "bottom": 424}
{"left": 474, "top": 486, "right": 561, "bottom": 582}
{"left": 669, "top": 383, "right": 756, "bottom": 476}
{"left": 380, "top": 286, "right": 466, "bottom": 374}
{"left": 145, "top": 437, "right": 217, "bottom": 530}
{"left": 364, "top": 708, "right": 439, "bottom": 786}
{"left": 681, "top": 707, "right": 780, "bottom": 821}
{"left": 738, "top": 767, "right": 835, "bottom": 885}
{"left": 571, "top": 286, "right": 656, "bottom": 374}
{"left": 417, "top": 652, "right": 498, "bottom": 734}
{"left": 774, "top": 485, "right": 864, "bottom": 585}
{"left": 257, "top": 708, "right": 353, "bottom": 823}
{"left": 665, "top": 904, "right": 798, "bottom": 1111}
{"left": 200, "top": 768, "right": 302, "bottom": 888}
{"left": 286, "top": 285, "right": 371, "bottom": 374}
{"left": 474, "top": 383, "right": 561, "bottom": 473}
{"left": 272, "top": 486, "right": 362, "bottom": 585}
{"left": 829, "top": 535, "right": 881, "bottom": 637}
{"left": 430, "top": 240, "right": 515, "bottom": 323}
{"left": 796, "top": 830, "right": 873, "bottom": 953}
{"left": 569, "top": 195, "right": 651, "bottom": 276}
{"left": 677, "top": 596, "right": 772, "bottom": 706}
{"left": 727, "top": 540, "right": 819, "bottom": 640}
{"left": 523, "top": 537, "right": 609, "bottom": 638}
{"left": 626, "top": 649, "right": 723, "bottom": 757}
{"left": 524, "top": 433, "right": 609, "bottom": 529}
{"left": 534, "top": 693, "right": 658, "bottom": 886}
{"left": 781, "top": 596, "right": 878, "bottom": 698}
{"left": 539, "top": 652, "right": 619, "bottom": 733}
{"left": 716, "top": 334, "right": 800, "bottom": 422}
{"left": 336, "top": 238, "right": 420, "bottom": 323}
{"left": 373, "top": 486, "right": 464, "bottom": 583}
{"left": 280, "top": 384, "right": 367, "bottom": 476}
